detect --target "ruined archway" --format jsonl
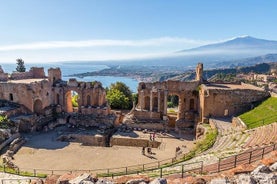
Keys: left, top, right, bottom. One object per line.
{"left": 167, "top": 95, "right": 179, "bottom": 127}
{"left": 33, "top": 99, "right": 43, "bottom": 114}
{"left": 167, "top": 95, "right": 179, "bottom": 113}
{"left": 65, "top": 90, "right": 79, "bottom": 113}
{"left": 144, "top": 96, "right": 150, "bottom": 110}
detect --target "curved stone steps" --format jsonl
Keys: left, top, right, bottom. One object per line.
{"left": 242, "top": 123, "right": 277, "bottom": 148}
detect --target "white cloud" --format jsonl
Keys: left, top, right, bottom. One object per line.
{"left": 0, "top": 37, "right": 213, "bottom": 51}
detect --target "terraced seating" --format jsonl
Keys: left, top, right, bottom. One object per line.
{"left": 242, "top": 122, "right": 277, "bottom": 148}
{"left": 202, "top": 118, "right": 249, "bottom": 156}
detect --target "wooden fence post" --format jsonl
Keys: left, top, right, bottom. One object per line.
{"left": 218, "top": 158, "right": 221, "bottom": 172}
{"left": 261, "top": 147, "right": 265, "bottom": 159}
{"left": 234, "top": 155, "right": 237, "bottom": 168}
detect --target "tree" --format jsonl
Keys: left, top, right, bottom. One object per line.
{"left": 107, "top": 89, "right": 130, "bottom": 109}
{"left": 16, "top": 58, "right": 26, "bottom": 72}
{"left": 71, "top": 94, "right": 79, "bottom": 107}
{"left": 106, "top": 82, "right": 133, "bottom": 109}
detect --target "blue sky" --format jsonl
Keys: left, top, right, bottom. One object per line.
{"left": 0, "top": 0, "right": 276, "bottom": 63}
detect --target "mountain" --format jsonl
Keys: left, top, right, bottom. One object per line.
{"left": 57, "top": 36, "right": 277, "bottom": 70}
{"left": 179, "top": 36, "right": 277, "bottom": 54}
{"left": 216, "top": 53, "right": 277, "bottom": 68}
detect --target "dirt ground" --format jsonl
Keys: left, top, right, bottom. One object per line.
{"left": 12, "top": 127, "right": 196, "bottom": 174}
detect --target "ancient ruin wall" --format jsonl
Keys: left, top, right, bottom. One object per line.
{"left": 0, "top": 80, "right": 52, "bottom": 113}
{"left": 136, "top": 80, "right": 200, "bottom": 121}
{"left": 199, "top": 84, "right": 270, "bottom": 121}
{"left": 10, "top": 67, "right": 46, "bottom": 80}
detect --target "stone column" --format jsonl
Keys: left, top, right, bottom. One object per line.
{"left": 163, "top": 90, "right": 168, "bottom": 115}
{"left": 150, "top": 91, "right": 153, "bottom": 112}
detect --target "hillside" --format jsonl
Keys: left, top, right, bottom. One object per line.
{"left": 239, "top": 97, "right": 277, "bottom": 129}
{"left": 169, "top": 62, "right": 277, "bottom": 82}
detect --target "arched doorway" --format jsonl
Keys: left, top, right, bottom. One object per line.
{"left": 33, "top": 99, "right": 43, "bottom": 114}
{"left": 167, "top": 95, "right": 179, "bottom": 113}
{"left": 167, "top": 95, "right": 179, "bottom": 127}
{"left": 65, "top": 90, "right": 79, "bottom": 113}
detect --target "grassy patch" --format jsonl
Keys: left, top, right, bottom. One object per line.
{"left": 239, "top": 97, "right": 277, "bottom": 129}
{"left": 0, "top": 165, "right": 47, "bottom": 178}
{"left": 193, "top": 125, "right": 218, "bottom": 154}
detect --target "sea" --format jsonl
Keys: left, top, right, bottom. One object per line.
{"left": 0, "top": 62, "right": 139, "bottom": 92}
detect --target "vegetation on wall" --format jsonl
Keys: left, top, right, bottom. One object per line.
{"left": 239, "top": 97, "right": 277, "bottom": 129}
{"left": 0, "top": 115, "right": 12, "bottom": 129}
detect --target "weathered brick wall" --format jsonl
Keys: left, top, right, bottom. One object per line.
{"left": 200, "top": 84, "right": 270, "bottom": 121}
{"left": 0, "top": 73, "right": 8, "bottom": 81}
{"left": 10, "top": 67, "right": 45, "bottom": 80}
{"left": 134, "top": 111, "right": 161, "bottom": 120}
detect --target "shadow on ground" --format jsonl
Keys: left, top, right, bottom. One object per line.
{"left": 22, "top": 131, "right": 69, "bottom": 150}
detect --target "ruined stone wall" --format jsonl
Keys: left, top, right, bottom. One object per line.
{"left": 54, "top": 80, "right": 108, "bottom": 113}
{"left": 68, "top": 114, "right": 116, "bottom": 127}
{"left": 48, "top": 68, "right": 62, "bottom": 85}
{"left": 199, "top": 84, "right": 270, "bottom": 121}
{"left": 0, "top": 72, "right": 8, "bottom": 81}
{"left": 134, "top": 111, "right": 161, "bottom": 120}
{"left": 0, "top": 80, "right": 52, "bottom": 113}
{"left": 66, "top": 134, "right": 106, "bottom": 146}
{"left": 110, "top": 137, "right": 161, "bottom": 148}
{"left": 136, "top": 80, "right": 200, "bottom": 121}
{"left": 10, "top": 67, "right": 45, "bottom": 80}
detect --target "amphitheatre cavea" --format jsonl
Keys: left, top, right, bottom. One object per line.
{"left": 0, "top": 62, "right": 274, "bottom": 179}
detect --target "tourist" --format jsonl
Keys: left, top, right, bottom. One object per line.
{"left": 142, "top": 147, "right": 145, "bottom": 155}
{"left": 153, "top": 132, "right": 156, "bottom": 141}
{"left": 147, "top": 147, "right": 152, "bottom": 154}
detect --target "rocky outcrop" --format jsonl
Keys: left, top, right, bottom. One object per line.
{"left": 149, "top": 178, "right": 167, "bottom": 184}
{"left": 9, "top": 137, "right": 25, "bottom": 152}
{"left": 69, "top": 173, "right": 94, "bottom": 184}
{"left": 0, "top": 133, "right": 20, "bottom": 151}
{"left": 233, "top": 163, "right": 277, "bottom": 184}
{"left": 0, "top": 128, "right": 11, "bottom": 143}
